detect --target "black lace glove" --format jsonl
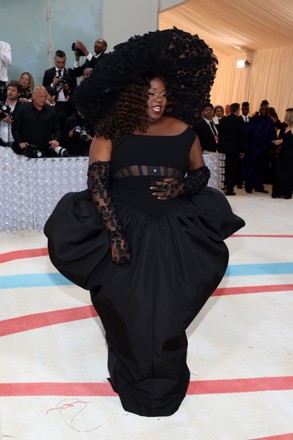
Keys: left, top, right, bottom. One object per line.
{"left": 150, "top": 166, "right": 210, "bottom": 200}
{"left": 87, "top": 161, "right": 131, "bottom": 266}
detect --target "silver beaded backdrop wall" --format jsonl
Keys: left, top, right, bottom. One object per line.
{"left": 0, "top": 148, "right": 224, "bottom": 232}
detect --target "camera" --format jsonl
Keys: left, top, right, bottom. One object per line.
{"left": 54, "top": 146, "right": 69, "bottom": 157}
{"left": 24, "top": 144, "right": 44, "bottom": 158}
{"left": 73, "top": 125, "right": 88, "bottom": 140}
{"left": 0, "top": 102, "right": 11, "bottom": 119}
{"left": 59, "top": 76, "right": 69, "bottom": 85}
{"left": 71, "top": 43, "right": 84, "bottom": 57}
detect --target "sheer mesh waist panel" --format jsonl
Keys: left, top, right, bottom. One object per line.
{"left": 112, "top": 165, "right": 183, "bottom": 179}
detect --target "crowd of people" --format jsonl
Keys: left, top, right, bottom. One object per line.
{"left": 0, "top": 38, "right": 107, "bottom": 157}
{"left": 0, "top": 37, "right": 292, "bottom": 198}
{"left": 194, "top": 100, "right": 293, "bottom": 199}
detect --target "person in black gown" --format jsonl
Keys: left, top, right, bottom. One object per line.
{"left": 44, "top": 29, "right": 245, "bottom": 417}
{"left": 272, "top": 108, "right": 293, "bottom": 199}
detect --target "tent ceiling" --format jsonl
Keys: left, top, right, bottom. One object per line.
{"left": 159, "top": 0, "right": 293, "bottom": 58}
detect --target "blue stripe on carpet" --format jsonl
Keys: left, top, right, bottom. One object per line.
{"left": 0, "top": 263, "right": 292, "bottom": 288}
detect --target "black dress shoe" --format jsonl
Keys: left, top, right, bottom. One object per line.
{"left": 245, "top": 189, "right": 252, "bottom": 193}
{"left": 225, "top": 191, "right": 236, "bottom": 196}
{"left": 255, "top": 189, "right": 269, "bottom": 193}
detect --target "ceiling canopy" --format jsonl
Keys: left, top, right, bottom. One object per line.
{"left": 159, "top": 0, "right": 293, "bottom": 58}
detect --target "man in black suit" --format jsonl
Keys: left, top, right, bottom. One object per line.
{"left": 72, "top": 38, "right": 108, "bottom": 77}
{"left": 237, "top": 101, "right": 250, "bottom": 188}
{"left": 0, "top": 80, "right": 22, "bottom": 146}
{"left": 240, "top": 101, "right": 250, "bottom": 123}
{"left": 42, "top": 50, "right": 77, "bottom": 130}
{"left": 193, "top": 102, "right": 218, "bottom": 152}
{"left": 218, "top": 102, "right": 245, "bottom": 195}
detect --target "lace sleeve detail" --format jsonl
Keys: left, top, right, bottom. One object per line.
{"left": 183, "top": 166, "right": 210, "bottom": 196}
{"left": 150, "top": 166, "right": 210, "bottom": 200}
{"left": 87, "top": 160, "right": 131, "bottom": 265}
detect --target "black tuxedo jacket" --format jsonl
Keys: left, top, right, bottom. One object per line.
{"left": 42, "top": 67, "right": 77, "bottom": 96}
{"left": 193, "top": 118, "right": 218, "bottom": 152}
{"left": 73, "top": 52, "right": 108, "bottom": 77}
{"left": 218, "top": 114, "right": 245, "bottom": 154}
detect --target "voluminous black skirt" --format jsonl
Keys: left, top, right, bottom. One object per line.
{"left": 44, "top": 187, "right": 245, "bottom": 416}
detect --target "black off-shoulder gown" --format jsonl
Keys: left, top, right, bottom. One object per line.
{"left": 44, "top": 127, "right": 245, "bottom": 417}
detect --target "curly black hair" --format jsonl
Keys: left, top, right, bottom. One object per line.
{"left": 95, "top": 74, "right": 174, "bottom": 145}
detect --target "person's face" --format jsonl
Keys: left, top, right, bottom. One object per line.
{"left": 94, "top": 39, "right": 106, "bottom": 54}
{"left": 260, "top": 104, "right": 268, "bottom": 116}
{"left": 20, "top": 74, "right": 30, "bottom": 89}
{"left": 224, "top": 105, "right": 231, "bottom": 115}
{"left": 54, "top": 56, "right": 66, "bottom": 69}
{"left": 202, "top": 106, "right": 214, "bottom": 120}
{"left": 146, "top": 77, "right": 167, "bottom": 123}
{"left": 83, "top": 68, "right": 92, "bottom": 80}
{"left": 7, "top": 86, "right": 20, "bottom": 101}
{"left": 241, "top": 106, "right": 249, "bottom": 116}
{"left": 33, "top": 88, "right": 48, "bottom": 108}
{"left": 215, "top": 107, "right": 223, "bottom": 118}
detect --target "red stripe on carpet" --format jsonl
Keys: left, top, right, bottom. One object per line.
{"left": 0, "top": 376, "right": 292, "bottom": 397}
{"left": 250, "top": 435, "right": 293, "bottom": 440}
{"left": 0, "top": 305, "right": 97, "bottom": 336}
{"left": 187, "top": 376, "right": 293, "bottom": 394}
{"left": 213, "top": 284, "right": 293, "bottom": 296}
{"left": 1, "top": 284, "right": 292, "bottom": 336}
{"left": 0, "top": 248, "right": 48, "bottom": 263}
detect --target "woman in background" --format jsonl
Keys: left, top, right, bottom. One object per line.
{"left": 213, "top": 104, "right": 224, "bottom": 127}
{"left": 19, "top": 71, "right": 35, "bottom": 102}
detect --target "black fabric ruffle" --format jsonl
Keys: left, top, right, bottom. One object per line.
{"left": 44, "top": 187, "right": 244, "bottom": 291}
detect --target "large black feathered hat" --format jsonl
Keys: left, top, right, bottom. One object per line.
{"left": 76, "top": 27, "right": 217, "bottom": 126}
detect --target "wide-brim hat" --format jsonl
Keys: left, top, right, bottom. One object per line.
{"left": 76, "top": 27, "right": 217, "bottom": 126}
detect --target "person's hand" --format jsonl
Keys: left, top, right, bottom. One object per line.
{"left": 69, "top": 128, "right": 75, "bottom": 138}
{"left": 272, "top": 139, "right": 282, "bottom": 146}
{"left": 85, "top": 134, "right": 93, "bottom": 142}
{"left": 61, "top": 82, "right": 69, "bottom": 91}
{"left": 2, "top": 114, "right": 13, "bottom": 123}
{"left": 74, "top": 41, "right": 89, "bottom": 56}
{"left": 19, "top": 142, "right": 28, "bottom": 150}
{"left": 52, "top": 75, "right": 60, "bottom": 87}
{"left": 49, "top": 140, "right": 59, "bottom": 149}
{"left": 109, "top": 231, "right": 131, "bottom": 266}
{"left": 150, "top": 177, "right": 181, "bottom": 200}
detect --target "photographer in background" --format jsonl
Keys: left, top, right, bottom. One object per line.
{"left": 72, "top": 38, "right": 107, "bottom": 77}
{"left": 63, "top": 108, "right": 93, "bottom": 156}
{"left": 0, "top": 40, "right": 12, "bottom": 101}
{"left": 0, "top": 80, "right": 22, "bottom": 147}
{"left": 42, "top": 50, "right": 77, "bottom": 135}
{"left": 11, "top": 85, "right": 68, "bottom": 158}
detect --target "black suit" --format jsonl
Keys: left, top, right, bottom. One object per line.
{"left": 42, "top": 67, "right": 77, "bottom": 131}
{"left": 42, "top": 67, "right": 77, "bottom": 93}
{"left": 193, "top": 118, "right": 218, "bottom": 152}
{"left": 218, "top": 114, "right": 245, "bottom": 193}
{"left": 74, "top": 52, "right": 108, "bottom": 77}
